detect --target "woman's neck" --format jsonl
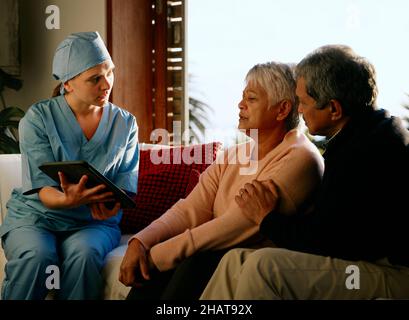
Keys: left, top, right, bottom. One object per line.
{"left": 64, "top": 94, "right": 103, "bottom": 140}
{"left": 64, "top": 94, "right": 100, "bottom": 117}
{"left": 253, "top": 126, "right": 288, "bottom": 160}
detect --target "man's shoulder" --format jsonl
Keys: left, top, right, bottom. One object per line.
{"left": 364, "top": 110, "right": 409, "bottom": 152}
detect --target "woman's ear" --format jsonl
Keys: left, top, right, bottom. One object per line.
{"left": 276, "top": 100, "right": 292, "bottom": 121}
{"left": 63, "top": 81, "right": 73, "bottom": 93}
{"left": 328, "top": 99, "right": 343, "bottom": 121}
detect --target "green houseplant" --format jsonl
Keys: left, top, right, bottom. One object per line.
{"left": 188, "top": 74, "right": 214, "bottom": 144}
{"left": 188, "top": 96, "right": 213, "bottom": 144}
{"left": 0, "top": 68, "right": 24, "bottom": 154}
{"left": 0, "top": 106, "right": 25, "bottom": 153}
{"left": 403, "top": 94, "right": 409, "bottom": 130}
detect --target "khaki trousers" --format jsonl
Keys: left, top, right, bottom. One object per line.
{"left": 200, "top": 248, "right": 409, "bottom": 300}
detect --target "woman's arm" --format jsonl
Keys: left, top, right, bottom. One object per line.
{"left": 132, "top": 160, "right": 222, "bottom": 250}
{"left": 112, "top": 116, "right": 139, "bottom": 193}
{"left": 19, "top": 108, "right": 61, "bottom": 194}
{"left": 149, "top": 202, "right": 259, "bottom": 271}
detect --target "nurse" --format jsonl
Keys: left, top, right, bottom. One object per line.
{"left": 0, "top": 31, "right": 139, "bottom": 299}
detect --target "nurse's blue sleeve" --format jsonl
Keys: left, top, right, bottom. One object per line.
{"left": 114, "top": 116, "right": 139, "bottom": 194}
{"left": 19, "top": 107, "right": 58, "bottom": 194}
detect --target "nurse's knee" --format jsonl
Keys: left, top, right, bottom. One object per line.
{"left": 10, "top": 245, "right": 58, "bottom": 270}
{"left": 66, "top": 246, "right": 103, "bottom": 269}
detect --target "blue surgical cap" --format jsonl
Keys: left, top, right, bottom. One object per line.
{"left": 52, "top": 31, "right": 112, "bottom": 94}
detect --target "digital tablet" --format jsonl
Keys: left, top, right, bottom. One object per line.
{"left": 39, "top": 160, "right": 137, "bottom": 209}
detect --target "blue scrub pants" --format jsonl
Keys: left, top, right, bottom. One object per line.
{"left": 1, "top": 224, "right": 120, "bottom": 300}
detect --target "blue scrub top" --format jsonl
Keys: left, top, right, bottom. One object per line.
{"left": 0, "top": 95, "right": 139, "bottom": 238}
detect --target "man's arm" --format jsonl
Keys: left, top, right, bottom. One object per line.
{"left": 237, "top": 178, "right": 322, "bottom": 254}
{"left": 260, "top": 209, "right": 321, "bottom": 253}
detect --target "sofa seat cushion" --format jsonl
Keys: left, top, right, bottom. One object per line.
{"left": 0, "top": 245, "right": 5, "bottom": 288}
{"left": 101, "top": 234, "right": 132, "bottom": 300}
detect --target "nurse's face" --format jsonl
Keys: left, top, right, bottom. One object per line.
{"left": 65, "top": 60, "right": 115, "bottom": 107}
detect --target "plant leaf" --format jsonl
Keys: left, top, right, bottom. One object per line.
{"left": 0, "top": 106, "right": 25, "bottom": 122}
{"left": 0, "top": 134, "right": 20, "bottom": 154}
{"left": 0, "top": 120, "right": 20, "bottom": 128}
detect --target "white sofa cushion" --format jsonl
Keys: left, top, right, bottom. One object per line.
{"left": 102, "top": 235, "right": 132, "bottom": 299}
{"left": 0, "top": 242, "right": 5, "bottom": 288}
{"left": 0, "top": 154, "right": 22, "bottom": 290}
{"left": 0, "top": 154, "right": 22, "bottom": 224}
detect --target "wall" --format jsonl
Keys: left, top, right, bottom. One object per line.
{"left": 3, "top": 0, "right": 106, "bottom": 112}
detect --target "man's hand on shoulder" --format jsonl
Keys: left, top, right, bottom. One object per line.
{"left": 235, "top": 179, "right": 280, "bottom": 225}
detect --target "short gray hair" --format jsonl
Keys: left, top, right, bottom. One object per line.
{"left": 246, "top": 62, "right": 299, "bottom": 130}
{"left": 295, "top": 45, "right": 378, "bottom": 116}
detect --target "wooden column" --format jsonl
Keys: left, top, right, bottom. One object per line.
{"left": 107, "top": 0, "right": 154, "bottom": 143}
{"left": 152, "top": 0, "right": 168, "bottom": 133}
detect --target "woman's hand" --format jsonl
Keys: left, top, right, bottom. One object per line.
{"left": 235, "top": 179, "right": 280, "bottom": 225}
{"left": 89, "top": 202, "right": 121, "bottom": 220}
{"left": 119, "top": 238, "right": 153, "bottom": 287}
{"left": 38, "top": 172, "right": 115, "bottom": 210}
{"left": 58, "top": 171, "right": 114, "bottom": 208}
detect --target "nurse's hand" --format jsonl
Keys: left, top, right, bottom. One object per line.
{"left": 58, "top": 172, "right": 115, "bottom": 208}
{"left": 119, "top": 238, "right": 153, "bottom": 287}
{"left": 89, "top": 202, "right": 121, "bottom": 220}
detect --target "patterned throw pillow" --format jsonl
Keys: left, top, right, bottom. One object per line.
{"left": 120, "top": 142, "right": 221, "bottom": 234}
{"left": 184, "top": 169, "right": 201, "bottom": 198}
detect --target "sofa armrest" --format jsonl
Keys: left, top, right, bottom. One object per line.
{"left": 0, "top": 154, "right": 22, "bottom": 224}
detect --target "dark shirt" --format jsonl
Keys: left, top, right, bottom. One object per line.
{"left": 260, "top": 108, "right": 409, "bottom": 267}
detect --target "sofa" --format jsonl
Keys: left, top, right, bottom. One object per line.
{"left": 0, "top": 142, "right": 220, "bottom": 300}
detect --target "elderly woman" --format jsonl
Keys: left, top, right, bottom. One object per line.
{"left": 0, "top": 32, "right": 139, "bottom": 300}
{"left": 120, "top": 62, "right": 324, "bottom": 300}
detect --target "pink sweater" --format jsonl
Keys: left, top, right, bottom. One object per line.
{"left": 134, "top": 129, "right": 324, "bottom": 271}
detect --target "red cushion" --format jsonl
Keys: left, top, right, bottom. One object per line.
{"left": 184, "top": 169, "right": 201, "bottom": 197}
{"left": 120, "top": 142, "right": 220, "bottom": 234}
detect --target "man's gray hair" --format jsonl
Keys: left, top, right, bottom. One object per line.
{"left": 246, "top": 62, "right": 299, "bottom": 130}
{"left": 295, "top": 44, "right": 378, "bottom": 116}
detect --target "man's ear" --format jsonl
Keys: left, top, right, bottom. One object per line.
{"left": 276, "top": 100, "right": 292, "bottom": 121}
{"left": 328, "top": 99, "right": 343, "bottom": 121}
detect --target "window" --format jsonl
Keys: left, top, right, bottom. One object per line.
{"left": 188, "top": 0, "right": 409, "bottom": 146}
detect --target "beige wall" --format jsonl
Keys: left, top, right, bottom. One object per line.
{"left": 3, "top": 0, "right": 106, "bottom": 111}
